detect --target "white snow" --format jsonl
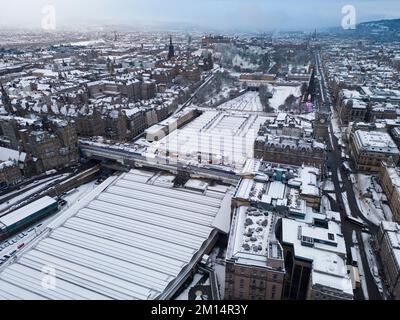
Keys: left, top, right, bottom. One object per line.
{"left": 232, "top": 55, "right": 259, "bottom": 70}
{"left": 0, "top": 146, "right": 26, "bottom": 163}
{"left": 217, "top": 91, "right": 264, "bottom": 113}
{"left": 353, "top": 236, "right": 369, "bottom": 300}
{"left": 352, "top": 174, "right": 388, "bottom": 226}
{"left": 0, "top": 180, "right": 99, "bottom": 271}
{"left": 327, "top": 193, "right": 337, "bottom": 202}
{"left": 0, "top": 174, "right": 70, "bottom": 214}
{"left": 341, "top": 192, "right": 353, "bottom": 218}
{"left": 268, "top": 85, "right": 301, "bottom": 111}
{"left": 174, "top": 273, "right": 203, "bottom": 300}
{"left": 0, "top": 196, "right": 56, "bottom": 228}
{"left": 361, "top": 233, "right": 384, "bottom": 296}
{"left": 323, "top": 180, "right": 335, "bottom": 192}
{"left": 0, "top": 170, "right": 233, "bottom": 300}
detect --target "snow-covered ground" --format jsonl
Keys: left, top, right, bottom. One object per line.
{"left": 199, "top": 84, "right": 238, "bottom": 109}
{"left": 331, "top": 114, "right": 343, "bottom": 140}
{"left": 268, "top": 85, "right": 301, "bottom": 111}
{"left": 328, "top": 125, "right": 335, "bottom": 150}
{"left": 232, "top": 54, "right": 259, "bottom": 71}
{"left": 337, "top": 169, "right": 343, "bottom": 184}
{"left": 353, "top": 174, "right": 391, "bottom": 226}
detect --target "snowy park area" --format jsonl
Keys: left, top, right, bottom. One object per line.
{"left": 232, "top": 54, "right": 259, "bottom": 71}
{"left": 268, "top": 85, "right": 302, "bottom": 111}
{"left": 352, "top": 173, "right": 393, "bottom": 226}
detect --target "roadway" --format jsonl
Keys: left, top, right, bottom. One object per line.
{"left": 314, "top": 49, "right": 383, "bottom": 300}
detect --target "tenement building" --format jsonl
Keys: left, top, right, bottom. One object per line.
{"left": 379, "top": 162, "right": 400, "bottom": 223}
{"left": 377, "top": 221, "right": 400, "bottom": 300}
{"left": 254, "top": 135, "right": 326, "bottom": 170}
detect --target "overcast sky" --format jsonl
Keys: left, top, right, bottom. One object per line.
{"left": 0, "top": 0, "right": 399, "bottom": 31}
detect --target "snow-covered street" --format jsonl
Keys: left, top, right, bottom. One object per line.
{"left": 361, "top": 233, "right": 385, "bottom": 297}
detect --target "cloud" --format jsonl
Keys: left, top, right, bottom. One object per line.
{"left": 0, "top": 0, "right": 399, "bottom": 31}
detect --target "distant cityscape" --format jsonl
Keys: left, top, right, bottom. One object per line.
{"left": 1, "top": 13, "right": 400, "bottom": 302}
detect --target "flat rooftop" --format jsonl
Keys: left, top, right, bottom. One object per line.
{"left": 226, "top": 206, "right": 284, "bottom": 269}
{"left": 0, "top": 170, "right": 233, "bottom": 300}
{"left": 354, "top": 130, "right": 399, "bottom": 154}
{"left": 281, "top": 218, "right": 352, "bottom": 296}
{"left": 235, "top": 160, "right": 321, "bottom": 221}
{"left": 0, "top": 196, "right": 57, "bottom": 229}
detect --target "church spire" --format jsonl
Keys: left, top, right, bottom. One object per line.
{"left": 168, "top": 35, "right": 175, "bottom": 60}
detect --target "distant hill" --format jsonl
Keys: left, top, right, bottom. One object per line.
{"left": 330, "top": 18, "right": 400, "bottom": 39}
{"left": 357, "top": 18, "right": 400, "bottom": 33}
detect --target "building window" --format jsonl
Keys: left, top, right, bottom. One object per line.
{"left": 328, "top": 233, "right": 335, "bottom": 241}
{"left": 271, "top": 285, "right": 276, "bottom": 299}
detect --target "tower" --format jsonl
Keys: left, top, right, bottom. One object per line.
{"left": 0, "top": 81, "right": 13, "bottom": 114}
{"left": 168, "top": 35, "right": 175, "bottom": 60}
{"left": 314, "top": 111, "right": 330, "bottom": 142}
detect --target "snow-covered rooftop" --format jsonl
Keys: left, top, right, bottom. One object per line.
{"left": 353, "top": 130, "right": 399, "bottom": 155}
{"left": 281, "top": 218, "right": 352, "bottom": 296}
{"left": 0, "top": 170, "right": 233, "bottom": 300}
{"left": 226, "top": 206, "right": 284, "bottom": 269}
{"left": 0, "top": 196, "right": 57, "bottom": 229}
{"left": 0, "top": 146, "right": 27, "bottom": 163}
{"left": 146, "top": 111, "right": 268, "bottom": 170}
